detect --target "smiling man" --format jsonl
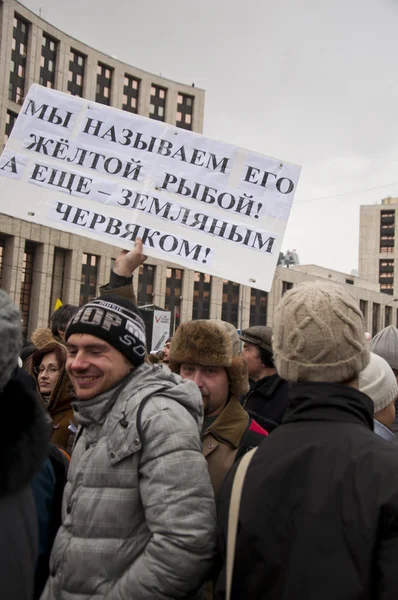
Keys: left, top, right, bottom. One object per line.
{"left": 41, "top": 293, "right": 216, "bottom": 600}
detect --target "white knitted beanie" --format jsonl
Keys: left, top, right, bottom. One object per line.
{"left": 371, "top": 326, "right": 398, "bottom": 371}
{"left": 273, "top": 281, "right": 370, "bottom": 382}
{"left": 358, "top": 352, "right": 398, "bottom": 413}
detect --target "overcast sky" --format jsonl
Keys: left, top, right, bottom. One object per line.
{"left": 21, "top": 0, "right": 398, "bottom": 273}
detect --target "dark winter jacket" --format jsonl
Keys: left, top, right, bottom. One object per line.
{"left": 216, "top": 382, "right": 398, "bottom": 600}
{"left": 0, "top": 367, "right": 49, "bottom": 600}
{"left": 243, "top": 373, "right": 290, "bottom": 428}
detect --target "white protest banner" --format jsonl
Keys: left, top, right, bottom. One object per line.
{"left": 151, "top": 310, "right": 171, "bottom": 352}
{"left": 0, "top": 84, "right": 301, "bottom": 291}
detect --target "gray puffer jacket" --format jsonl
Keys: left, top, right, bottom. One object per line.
{"left": 41, "top": 363, "right": 216, "bottom": 600}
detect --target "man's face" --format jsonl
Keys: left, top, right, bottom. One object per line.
{"left": 37, "top": 351, "right": 60, "bottom": 396}
{"left": 180, "top": 363, "right": 229, "bottom": 416}
{"left": 162, "top": 341, "right": 171, "bottom": 363}
{"left": 242, "top": 342, "right": 263, "bottom": 379}
{"left": 66, "top": 334, "right": 132, "bottom": 400}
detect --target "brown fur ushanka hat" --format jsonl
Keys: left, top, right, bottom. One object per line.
{"left": 169, "top": 320, "right": 249, "bottom": 397}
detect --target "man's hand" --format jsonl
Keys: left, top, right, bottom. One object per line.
{"left": 113, "top": 238, "right": 147, "bottom": 277}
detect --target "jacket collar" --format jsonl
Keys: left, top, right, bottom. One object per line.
{"left": 73, "top": 370, "right": 137, "bottom": 427}
{"left": 251, "top": 373, "right": 284, "bottom": 397}
{"left": 203, "top": 396, "right": 249, "bottom": 448}
{"left": 284, "top": 382, "right": 374, "bottom": 430}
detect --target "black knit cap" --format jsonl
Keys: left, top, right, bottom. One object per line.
{"left": 65, "top": 293, "right": 147, "bottom": 367}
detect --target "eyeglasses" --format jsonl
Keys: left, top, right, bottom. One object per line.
{"left": 33, "top": 365, "right": 60, "bottom": 375}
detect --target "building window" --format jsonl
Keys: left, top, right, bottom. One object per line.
{"left": 379, "top": 259, "right": 394, "bottom": 294}
{"left": 380, "top": 210, "right": 395, "bottom": 252}
{"left": 380, "top": 283, "right": 394, "bottom": 295}
{"left": 20, "top": 241, "right": 36, "bottom": 337}
{"left": 40, "top": 34, "right": 57, "bottom": 88}
{"left": 372, "top": 303, "right": 380, "bottom": 338}
{"left": 222, "top": 280, "right": 239, "bottom": 327}
{"left": 68, "top": 49, "right": 85, "bottom": 96}
{"left": 250, "top": 288, "right": 268, "bottom": 326}
{"left": 149, "top": 85, "right": 166, "bottom": 121}
{"left": 385, "top": 305, "right": 392, "bottom": 327}
{"left": 122, "top": 74, "right": 140, "bottom": 113}
{"left": 380, "top": 210, "right": 395, "bottom": 228}
{"left": 345, "top": 279, "right": 354, "bottom": 285}
{"left": 137, "top": 264, "right": 155, "bottom": 306}
{"left": 176, "top": 93, "right": 194, "bottom": 130}
{"left": 282, "top": 281, "right": 293, "bottom": 296}
{"left": 80, "top": 253, "right": 98, "bottom": 305}
{"left": 4, "top": 110, "right": 18, "bottom": 144}
{"left": 193, "top": 272, "right": 211, "bottom": 320}
{"left": 49, "top": 247, "right": 69, "bottom": 319}
{"left": 359, "top": 299, "right": 368, "bottom": 323}
{"left": 165, "top": 268, "right": 183, "bottom": 332}
{"left": 96, "top": 63, "right": 112, "bottom": 105}
{"left": 9, "top": 14, "right": 29, "bottom": 104}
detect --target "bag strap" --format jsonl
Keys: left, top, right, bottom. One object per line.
{"left": 226, "top": 447, "right": 257, "bottom": 600}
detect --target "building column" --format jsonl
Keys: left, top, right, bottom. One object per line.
{"left": 153, "top": 263, "right": 166, "bottom": 308}
{"left": 63, "top": 239, "right": 83, "bottom": 305}
{"left": 180, "top": 268, "right": 194, "bottom": 323}
{"left": 210, "top": 277, "right": 223, "bottom": 319}
{"left": 3, "top": 234, "right": 25, "bottom": 304}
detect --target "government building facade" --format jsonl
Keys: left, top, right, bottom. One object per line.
{"left": 0, "top": 0, "right": 395, "bottom": 339}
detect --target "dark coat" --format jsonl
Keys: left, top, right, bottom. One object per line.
{"left": 244, "top": 373, "right": 290, "bottom": 428}
{"left": 0, "top": 368, "right": 49, "bottom": 600}
{"left": 216, "top": 382, "right": 398, "bottom": 600}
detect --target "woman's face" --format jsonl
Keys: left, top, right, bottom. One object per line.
{"left": 37, "top": 351, "right": 61, "bottom": 397}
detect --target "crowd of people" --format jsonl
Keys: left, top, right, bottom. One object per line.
{"left": 2, "top": 239, "right": 398, "bottom": 599}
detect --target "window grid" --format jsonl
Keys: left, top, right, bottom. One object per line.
{"left": 192, "top": 272, "right": 211, "bottom": 320}
{"left": 250, "top": 288, "right": 268, "bottom": 326}
{"left": 68, "top": 49, "right": 85, "bottom": 96}
{"left": 149, "top": 85, "right": 167, "bottom": 121}
{"left": 122, "top": 74, "right": 140, "bottom": 113}
{"left": 221, "top": 280, "right": 239, "bottom": 327}
{"left": 165, "top": 268, "right": 183, "bottom": 332}
{"left": 20, "top": 241, "right": 36, "bottom": 337}
{"left": 9, "top": 14, "right": 29, "bottom": 103}
{"left": 80, "top": 253, "right": 98, "bottom": 305}
{"left": 96, "top": 63, "right": 112, "bottom": 105}
{"left": 137, "top": 264, "right": 155, "bottom": 306}
{"left": 40, "top": 33, "right": 57, "bottom": 88}
{"left": 176, "top": 92, "right": 194, "bottom": 130}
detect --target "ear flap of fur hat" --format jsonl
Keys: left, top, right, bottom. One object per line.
{"left": 227, "top": 355, "right": 250, "bottom": 397}
{"left": 169, "top": 320, "right": 232, "bottom": 372}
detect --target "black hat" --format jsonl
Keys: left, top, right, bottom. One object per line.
{"left": 65, "top": 294, "right": 147, "bottom": 367}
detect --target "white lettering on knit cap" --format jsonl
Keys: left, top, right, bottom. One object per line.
{"left": 80, "top": 306, "right": 104, "bottom": 325}
{"left": 102, "top": 312, "right": 123, "bottom": 331}
{"left": 125, "top": 319, "right": 146, "bottom": 344}
{"left": 119, "top": 335, "right": 146, "bottom": 356}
